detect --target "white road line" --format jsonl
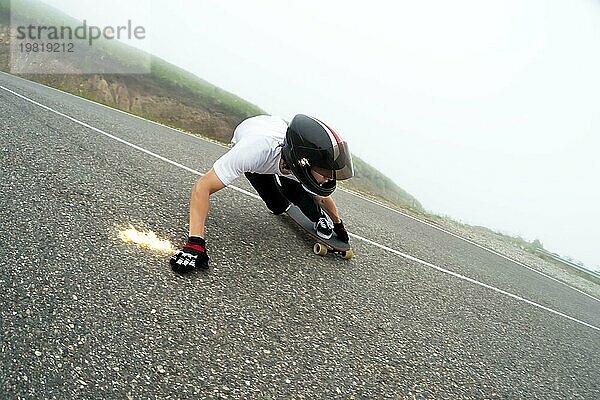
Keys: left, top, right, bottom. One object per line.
{"left": 352, "top": 233, "right": 600, "bottom": 333}
{"left": 3, "top": 70, "right": 598, "bottom": 304}
{"left": 0, "top": 71, "right": 231, "bottom": 149}
{"left": 3, "top": 71, "right": 597, "bottom": 306}
{"left": 2, "top": 83, "right": 599, "bottom": 334}
{"left": 347, "top": 192, "right": 600, "bottom": 304}
{"left": 0, "top": 84, "right": 260, "bottom": 199}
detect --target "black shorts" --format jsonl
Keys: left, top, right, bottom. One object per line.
{"left": 244, "top": 172, "right": 321, "bottom": 222}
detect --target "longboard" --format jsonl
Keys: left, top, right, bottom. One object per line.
{"left": 286, "top": 204, "right": 353, "bottom": 260}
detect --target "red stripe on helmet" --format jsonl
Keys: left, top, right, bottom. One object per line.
{"left": 314, "top": 117, "right": 342, "bottom": 145}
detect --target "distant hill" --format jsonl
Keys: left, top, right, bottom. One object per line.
{"left": 4, "top": 1, "right": 599, "bottom": 286}
{"left": 341, "top": 157, "right": 422, "bottom": 209}
{"left": 0, "top": 0, "right": 263, "bottom": 141}
{"left": 0, "top": 0, "right": 421, "bottom": 210}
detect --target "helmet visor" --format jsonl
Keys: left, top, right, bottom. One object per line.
{"left": 332, "top": 141, "right": 354, "bottom": 180}
{"left": 311, "top": 166, "right": 335, "bottom": 181}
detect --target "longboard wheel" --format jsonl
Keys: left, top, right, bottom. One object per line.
{"left": 313, "top": 243, "right": 328, "bottom": 256}
{"left": 341, "top": 249, "right": 354, "bottom": 260}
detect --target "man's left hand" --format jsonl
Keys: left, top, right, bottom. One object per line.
{"left": 333, "top": 220, "right": 349, "bottom": 243}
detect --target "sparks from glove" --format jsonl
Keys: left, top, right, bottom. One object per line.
{"left": 118, "top": 225, "right": 174, "bottom": 253}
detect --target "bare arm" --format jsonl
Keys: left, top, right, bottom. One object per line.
{"left": 314, "top": 195, "right": 342, "bottom": 224}
{"left": 189, "top": 168, "right": 225, "bottom": 238}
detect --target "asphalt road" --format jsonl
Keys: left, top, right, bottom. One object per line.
{"left": 1, "top": 72, "right": 599, "bottom": 399}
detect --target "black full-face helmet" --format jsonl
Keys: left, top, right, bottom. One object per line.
{"left": 282, "top": 114, "right": 354, "bottom": 196}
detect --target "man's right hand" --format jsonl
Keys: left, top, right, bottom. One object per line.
{"left": 170, "top": 237, "right": 209, "bottom": 272}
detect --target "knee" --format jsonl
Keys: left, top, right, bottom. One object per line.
{"left": 268, "top": 203, "right": 290, "bottom": 215}
{"left": 266, "top": 197, "right": 291, "bottom": 215}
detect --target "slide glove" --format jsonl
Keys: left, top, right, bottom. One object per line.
{"left": 170, "top": 236, "right": 209, "bottom": 272}
{"left": 333, "top": 220, "right": 349, "bottom": 243}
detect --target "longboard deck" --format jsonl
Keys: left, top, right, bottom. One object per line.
{"left": 285, "top": 204, "right": 353, "bottom": 259}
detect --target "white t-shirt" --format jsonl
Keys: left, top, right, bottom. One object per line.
{"left": 213, "top": 115, "right": 300, "bottom": 186}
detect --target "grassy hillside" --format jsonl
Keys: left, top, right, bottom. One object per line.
{"left": 342, "top": 156, "right": 422, "bottom": 210}
{"left": 0, "top": 0, "right": 264, "bottom": 140}
{"left": 0, "top": 1, "right": 7, "bottom": 69}
{"left": 3, "top": 1, "right": 599, "bottom": 284}
{"left": 0, "top": 0, "right": 420, "bottom": 209}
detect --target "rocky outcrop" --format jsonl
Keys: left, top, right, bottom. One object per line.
{"left": 0, "top": 24, "right": 244, "bottom": 141}
{"left": 14, "top": 72, "right": 245, "bottom": 142}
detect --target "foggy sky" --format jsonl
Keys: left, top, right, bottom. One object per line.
{"left": 37, "top": 0, "right": 600, "bottom": 271}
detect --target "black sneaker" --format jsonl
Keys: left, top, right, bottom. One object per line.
{"left": 314, "top": 215, "right": 333, "bottom": 239}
